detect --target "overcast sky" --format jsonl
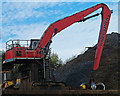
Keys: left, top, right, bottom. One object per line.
{"left": 1, "top": 1, "right": 118, "bottom": 61}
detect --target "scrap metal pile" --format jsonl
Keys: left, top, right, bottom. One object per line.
{"left": 54, "top": 32, "right": 119, "bottom": 90}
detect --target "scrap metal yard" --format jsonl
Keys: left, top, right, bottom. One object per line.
{"left": 1, "top": 2, "right": 119, "bottom": 96}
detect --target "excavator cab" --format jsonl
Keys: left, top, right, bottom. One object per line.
{"left": 29, "top": 39, "right": 40, "bottom": 49}
{"left": 4, "top": 39, "right": 44, "bottom": 64}
{"left": 6, "top": 39, "right": 40, "bottom": 50}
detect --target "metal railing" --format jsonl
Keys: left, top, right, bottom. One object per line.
{"left": 6, "top": 40, "right": 30, "bottom": 51}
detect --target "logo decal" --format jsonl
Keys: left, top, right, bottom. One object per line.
{"left": 100, "top": 18, "right": 108, "bottom": 46}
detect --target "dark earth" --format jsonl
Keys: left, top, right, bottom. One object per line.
{"left": 54, "top": 32, "right": 120, "bottom": 90}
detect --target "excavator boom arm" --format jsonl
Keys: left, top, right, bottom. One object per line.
{"left": 36, "top": 3, "right": 111, "bottom": 70}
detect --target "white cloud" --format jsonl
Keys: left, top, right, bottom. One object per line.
{"left": 51, "top": 18, "right": 101, "bottom": 61}
{"left": 2, "top": 2, "right": 60, "bottom": 25}
{"left": 108, "top": 15, "right": 118, "bottom": 32}
{"left": 0, "top": 42, "right": 6, "bottom": 51}
{"left": 2, "top": 23, "right": 49, "bottom": 40}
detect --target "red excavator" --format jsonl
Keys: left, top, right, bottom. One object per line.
{"left": 3, "top": 3, "right": 112, "bottom": 90}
